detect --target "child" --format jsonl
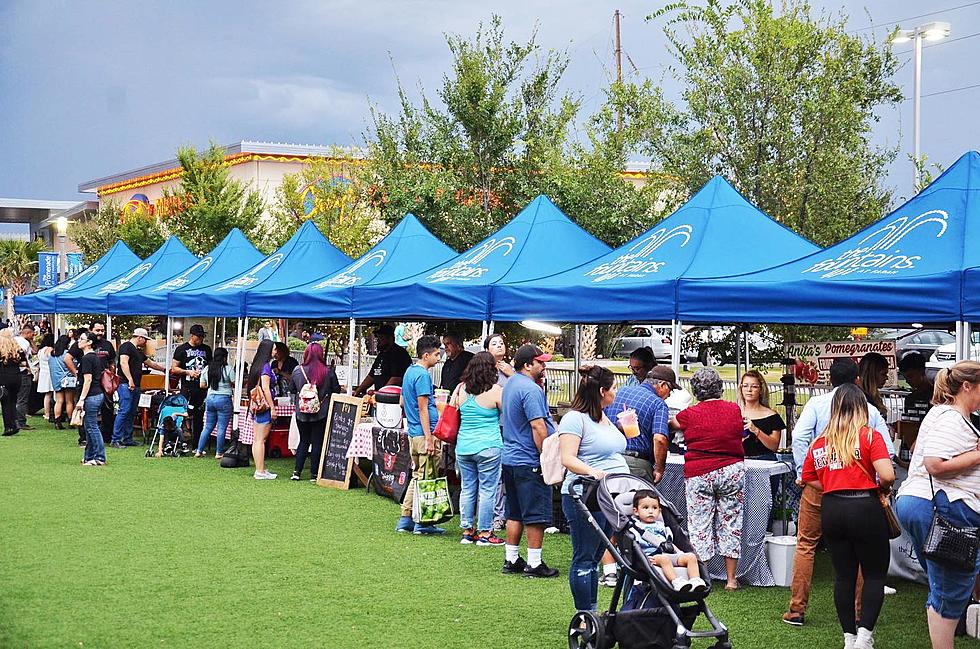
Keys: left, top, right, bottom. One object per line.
{"left": 632, "top": 490, "right": 707, "bottom": 593}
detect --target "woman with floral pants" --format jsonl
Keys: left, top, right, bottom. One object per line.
{"left": 670, "top": 368, "right": 747, "bottom": 590}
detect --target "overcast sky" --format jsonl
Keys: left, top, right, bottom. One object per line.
{"left": 1, "top": 1, "right": 978, "bottom": 203}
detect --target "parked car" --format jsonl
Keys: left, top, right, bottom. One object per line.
{"left": 615, "top": 326, "right": 674, "bottom": 361}
{"left": 883, "top": 328, "right": 955, "bottom": 361}
{"left": 926, "top": 332, "right": 980, "bottom": 377}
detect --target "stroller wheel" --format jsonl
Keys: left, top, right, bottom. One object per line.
{"left": 568, "top": 610, "right": 606, "bottom": 649}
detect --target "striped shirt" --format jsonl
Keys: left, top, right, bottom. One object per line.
{"left": 897, "top": 404, "right": 980, "bottom": 512}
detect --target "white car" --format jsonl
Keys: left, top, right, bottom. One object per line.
{"left": 926, "top": 337, "right": 980, "bottom": 376}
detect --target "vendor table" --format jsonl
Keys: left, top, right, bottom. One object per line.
{"left": 657, "top": 454, "right": 791, "bottom": 587}
{"left": 347, "top": 422, "right": 376, "bottom": 459}
{"left": 237, "top": 404, "right": 295, "bottom": 445}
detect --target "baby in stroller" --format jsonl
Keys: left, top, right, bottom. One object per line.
{"left": 631, "top": 489, "right": 706, "bottom": 594}
{"left": 145, "top": 394, "right": 192, "bottom": 458}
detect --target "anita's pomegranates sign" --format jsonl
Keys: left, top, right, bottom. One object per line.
{"left": 783, "top": 340, "right": 897, "bottom": 387}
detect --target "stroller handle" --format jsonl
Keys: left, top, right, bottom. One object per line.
{"left": 568, "top": 475, "right": 597, "bottom": 499}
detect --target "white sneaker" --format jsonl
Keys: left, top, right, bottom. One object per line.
{"left": 844, "top": 632, "right": 856, "bottom": 649}
{"left": 671, "top": 577, "right": 691, "bottom": 592}
{"left": 854, "top": 627, "right": 874, "bottom": 649}
{"left": 883, "top": 585, "right": 896, "bottom": 595}
{"left": 686, "top": 577, "right": 707, "bottom": 592}
{"left": 253, "top": 471, "right": 277, "bottom": 480}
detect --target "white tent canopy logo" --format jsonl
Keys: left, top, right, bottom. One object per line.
{"left": 152, "top": 257, "right": 214, "bottom": 292}
{"left": 50, "top": 264, "right": 99, "bottom": 292}
{"left": 315, "top": 250, "right": 387, "bottom": 288}
{"left": 585, "top": 225, "right": 693, "bottom": 283}
{"left": 97, "top": 263, "right": 153, "bottom": 294}
{"left": 217, "top": 254, "right": 285, "bottom": 291}
{"left": 427, "top": 237, "right": 516, "bottom": 283}
{"left": 803, "top": 210, "right": 949, "bottom": 279}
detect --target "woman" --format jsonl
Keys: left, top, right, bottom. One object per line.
{"left": 626, "top": 346, "right": 656, "bottom": 387}
{"left": 272, "top": 341, "right": 298, "bottom": 393}
{"left": 803, "top": 384, "right": 894, "bottom": 649}
{"left": 737, "top": 369, "right": 785, "bottom": 459}
{"left": 0, "top": 329, "right": 25, "bottom": 436}
{"left": 248, "top": 339, "right": 277, "bottom": 480}
{"left": 453, "top": 351, "right": 504, "bottom": 545}
{"left": 670, "top": 367, "right": 745, "bottom": 590}
{"left": 559, "top": 364, "right": 629, "bottom": 611}
{"left": 290, "top": 342, "right": 341, "bottom": 481}
{"left": 195, "top": 347, "right": 235, "bottom": 459}
{"left": 896, "top": 362, "right": 980, "bottom": 649}
{"left": 36, "top": 333, "right": 54, "bottom": 423}
{"left": 73, "top": 331, "right": 105, "bottom": 466}
{"left": 484, "top": 334, "right": 514, "bottom": 386}
{"left": 48, "top": 335, "right": 75, "bottom": 430}
{"left": 859, "top": 352, "right": 889, "bottom": 418}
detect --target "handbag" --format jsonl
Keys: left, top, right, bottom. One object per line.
{"left": 540, "top": 432, "right": 566, "bottom": 486}
{"left": 70, "top": 407, "right": 84, "bottom": 427}
{"left": 61, "top": 374, "right": 77, "bottom": 389}
{"left": 220, "top": 428, "right": 251, "bottom": 469}
{"left": 923, "top": 474, "right": 980, "bottom": 571}
{"left": 296, "top": 366, "right": 321, "bottom": 414}
{"left": 854, "top": 459, "right": 902, "bottom": 539}
{"left": 432, "top": 384, "right": 462, "bottom": 444}
{"left": 249, "top": 385, "right": 270, "bottom": 414}
{"left": 100, "top": 367, "right": 121, "bottom": 396}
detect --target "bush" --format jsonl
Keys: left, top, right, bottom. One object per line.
{"left": 287, "top": 336, "right": 308, "bottom": 352}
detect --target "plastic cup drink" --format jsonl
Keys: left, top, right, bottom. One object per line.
{"left": 617, "top": 409, "right": 640, "bottom": 438}
{"left": 435, "top": 389, "right": 449, "bottom": 415}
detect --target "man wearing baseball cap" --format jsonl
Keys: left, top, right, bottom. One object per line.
{"left": 110, "top": 328, "right": 166, "bottom": 448}
{"left": 353, "top": 324, "right": 412, "bottom": 397}
{"left": 172, "top": 323, "right": 213, "bottom": 443}
{"left": 500, "top": 344, "right": 560, "bottom": 578}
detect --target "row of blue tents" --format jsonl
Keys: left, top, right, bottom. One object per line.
{"left": 16, "top": 151, "right": 980, "bottom": 326}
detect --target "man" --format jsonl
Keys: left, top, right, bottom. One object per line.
{"left": 354, "top": 325, "right": 413, "bottom": 397}
{"left": 440, "top": 331, "right": 474, "bottom": 393}
{"left": 898, "top": 352, "right": 933, "bottom": 414}
{"left": 172, "top": 324, "right": 212, "bottom": 444}
{"left": 257, "top": 320, "right": 279, "bottom": 342}
{"left": 783, "top": 357, "right": 896, "bottom": 627}
{"left": 110, "top": 328, "right": 165, "bottom": 448}
{"left": 13, "top": 324, "right": 35, "bottom": 430}
{"left": 500, "top": 344, "right": 559, "bottom": 578}
{"left": 395, "top": 335, "right": 445, "bottom": 535}
{"left": 67, "top": 322, "right": 116, "bottom": 441}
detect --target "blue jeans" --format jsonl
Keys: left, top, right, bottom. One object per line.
{"left": 83, "top": 394, "right": 105, "bottom": 463}
{"left": 896, "top": 490, "right": 980, "bottom": 619}
{"left": 197, "top": 394, "right": 233, "bottom": 455}
{"left": 562, "top": 492, "right": 614, "bottom": 611}
{"left": 457, "top": 446, "right": 502, "bottom": 531}
{"left": 110, "top": 383, "right": 139, "bottom": 444}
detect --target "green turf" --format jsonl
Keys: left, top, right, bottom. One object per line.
{"left": 0, "top": 417, "right": 964, "bottom": 648}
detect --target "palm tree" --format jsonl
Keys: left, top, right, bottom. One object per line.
{"left": 0, "top": 239, "right": 46, "bottom": 324}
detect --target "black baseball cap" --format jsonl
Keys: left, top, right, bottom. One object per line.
{"left": 513, "top": 344, "right": 552, "bottom": 369}
{"left": 189, "top": 324, "right": 206, "bottom": 337}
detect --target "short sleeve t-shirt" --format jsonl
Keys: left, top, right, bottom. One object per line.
{"left": 501, "top": 372, "right": 555, "bottom": 466}
{"left": 173, "top": 342, "right": 212, "bottom": 389}
{"left": 802, "top": 426, "right": 890, "bottom": 493}
{"left": 401, "top": 364, "right": 439, "bottom": 438}
{"left": 635, "top": 519, "right": 673, "bottom": 555}
{"left": 898, "top": 405, "right": 980, "bottom": 511}
{"left": 117, "top": 341, "right": 146, "bottom": 388}
{"left": 675, "top": 400, "right": 745, "bottom": 478}
{"left": 202, "top": 366, "right": 236, "bottom": 396}
{"left": 369, "top": 345, "right": 413, "bottom": 391}
{"left": 80, "top": 352, "right": 104, "bottom": 397}
{"left": 558, "top": 409, "right": 628, "bottom": 494}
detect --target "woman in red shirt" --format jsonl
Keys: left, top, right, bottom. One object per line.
{"left": 670, "top": 367, "right": 745, "bottom": 591}
{"left": 802, "top": 383, "right": 895, "bottom": 649}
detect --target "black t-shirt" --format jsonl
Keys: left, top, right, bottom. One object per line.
{"left": 118, "top": 341, "right": 146, "bottom": 389}
{"left": 68, "top": 339, "right": 115, "bottom": 371}
{"left": 369, "top": 344, "right": 413, "bottom": 391}
{"left": 742, "top": 413, "right": 786, "bottom": 457}
{"left": 173, "top": 342, "right": 212, "bottom": 390}
{"left": 440, "top": 350, "right": 474, "bottom": 392}
{"left": 80, "top": 352, "right": 104, "bottom": 396}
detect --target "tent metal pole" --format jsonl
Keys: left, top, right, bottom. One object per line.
{"left": 671, "top": 320, "right": 681, "bottom": 376}
{"left": 232, "top": 317, "right": 245, "bottom": 430}
{"left": 212, "top": 317, "right": 218, "bottom": 349}
{"left": 573, "top": 324, "right": 582, "bottom": 369}
{"left": 106, "top": 315, "right": 112, "bottom": 343}
{"left": 347, "top": 318, "right": 356, "bottom": 395}
{"left": 966, "top": 323, "right": 974, "bottom": 362}
{"left": 481, "top": 321, "right": 488, "bottom": 342}
{"left": 221, "top": 318, "right": 226, "bottom": 347}
{"left": 488, "top": 320, "right": 495, "bottom": 336}
{"left": 744, "top": 327, "right": 751, "bottom": 369}
{"left": 956, "top": 321, "right": 965, "bottom": 362}
{"left": 164, "top": 316, "right": 173, "bottom": 392}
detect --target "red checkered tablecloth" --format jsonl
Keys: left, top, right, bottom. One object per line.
{"left": 215, "top": 404, "right": 295, "bottom": 445}
{"left": 347, "top": 422, "right": 375, "bottom": 459}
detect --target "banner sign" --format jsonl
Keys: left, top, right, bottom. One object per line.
{"left": 38, "top": 253, "right": 59, "bottom": 288}
{"left": 66, "top": 253, "right": 84, "bottom": 278}
{"left": 784, "top": 339, "right": 897, "bottom": 387}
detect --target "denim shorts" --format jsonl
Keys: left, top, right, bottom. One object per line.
{"left": 501, "top": 464, "right": 553, "bottom": 526}
{"left": 896, "top": 490, "right": 980, "bottom": 619}
{"left": 252, "top": 409, "right": 272, "bottom": 425}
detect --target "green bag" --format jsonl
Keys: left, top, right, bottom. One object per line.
{"left": 412, "top": 476, "right": 454, "bottom": 525}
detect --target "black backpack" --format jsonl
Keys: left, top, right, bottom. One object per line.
{"left": 220, "top": 429, "right": 251, "bottom": 469}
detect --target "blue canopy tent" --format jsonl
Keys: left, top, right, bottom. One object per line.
{"left": 490, "top": 176, "right": 819, "bottom": 323}
{"left": 14, "top": 241, "right": 140, "bottom": 314}
{"left": 52, "top": 237, "right": 196, "bottom": 315}
{"left": 244, "top": 213, "right": 455, "bottom": 319}
{"left": 350, "top": 195, "right": 611, "bottom": 321}
{"left": 106, "top": 228, "right": 262, "bottom": 316}
{"left": 168, "top": 220, "right": 351, "bottom": 318}
{"left": 678, "top": 152, "right": 980, "bottom": 328}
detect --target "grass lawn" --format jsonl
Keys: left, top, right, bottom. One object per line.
{"left": 0, "top": 417, "right": 963, "bottom": 648}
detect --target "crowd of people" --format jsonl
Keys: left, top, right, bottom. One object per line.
{"left": 7, "top": 315, "right": 980, "bottom": 648}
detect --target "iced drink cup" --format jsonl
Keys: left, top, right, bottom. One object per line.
{"left": 435, "top": 389, "right": 449, "bottom": 415}
{"left": 617, "top": 409, "right": 640, "bottom": 438}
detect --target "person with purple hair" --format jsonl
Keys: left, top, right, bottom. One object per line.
{"left": 290, "top": 343, "right": 342, "bottom": 481}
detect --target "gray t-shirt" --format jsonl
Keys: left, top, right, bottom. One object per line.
{"left": 201, "top": 366, "right": 235, "bottom": 396}
{"left": 558, "top": 409, "right": 628, "bottom": 494}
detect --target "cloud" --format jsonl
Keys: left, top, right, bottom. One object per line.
{"left": 216, "top": 75, "right": 371, "bottom": 130}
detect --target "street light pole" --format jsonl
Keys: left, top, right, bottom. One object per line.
{"left": 54, "top": 216, "right": 68, "bottom": 337}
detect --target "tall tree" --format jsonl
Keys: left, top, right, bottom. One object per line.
{"left": 625, "top": 0, "right": 903, "bottom": 247}
{"left": 164, "top": 144, "right": 265, "bottom": 255}
{"left": 70, "top": 201, "right": 166, "bottom": 260}
{"left": 0, "top": 239, "right": 45, "bottom": 321}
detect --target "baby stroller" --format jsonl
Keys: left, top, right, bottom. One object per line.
{"left": 567, "top": 474, "right": 731, "bottom": 649}
{"left": 144, "top": 394, "right": 192, "bottom": 458}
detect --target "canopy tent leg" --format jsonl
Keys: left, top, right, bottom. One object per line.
{"left": 221, "top": 318, "right": 226, "bottom": 347}
{"left": 956, "top": 321, "right": 965, "bottom": 362}
{"left": 966, "top": 323, "right": 974, "bottom": 362}
{"left": 735, "top": 326, "right": 743, "bottom": 384}
{"left": 744, "top": 326, "right": 751, "bottom": 370}
{"left": 671, "top": 320, "right": 682, "bottom": 376}
{"left": 488, "top": 320, "right": 495, "bottom": 336}
{"left": 347, "top": 318, "right": 356, "bottom": 396}
{"left": 106, "top": 315, "right": 112, "bottom": 343}
{"left": 481, "top": 321, "right": 488, "bottom": 342}
{"left": 232, "top": 318, "right": 247, "bottom": 430}
{"left": 212, "top": 317, "right": 218, "bottom": 349}
{"left": 164, "top": 316, "right": 173, "bottom": 391}
{"left": 573, "top": 325, "right": 582, "bottom": 404}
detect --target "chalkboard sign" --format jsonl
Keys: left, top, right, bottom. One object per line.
{"left": 371, "top": 425, "right": 412, "bottom": 503}
{"left": 316, "top": 394, "right": 364, "bottom": 489}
